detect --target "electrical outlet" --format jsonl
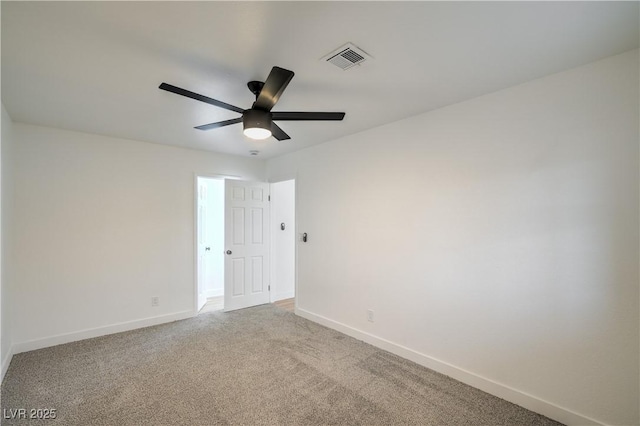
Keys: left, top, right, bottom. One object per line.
{"left": 151, "top": 296, "right": 160, "bottom": 307}
{"left": 367, "top": 309, "right": 374, "bottom": 322}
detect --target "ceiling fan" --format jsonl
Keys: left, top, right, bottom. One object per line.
{"left": 159, "top": 66, "right": 345, "bottom": 141}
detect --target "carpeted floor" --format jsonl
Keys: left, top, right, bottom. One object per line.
{"left": 1, "top": 305, "right": 561, "bottom": 425}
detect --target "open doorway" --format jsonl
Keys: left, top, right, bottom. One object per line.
{"left": 196, "top": 177, "right": 225, "bottom": 314}
{"left": 195, "top": 177, "right": 294, "bottom": 314}
{"left": 270, "top": 179, "right": 296, "bottom": 312}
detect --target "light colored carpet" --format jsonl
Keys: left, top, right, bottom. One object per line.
{"left": 1, "top": 305, "right": 561, "bottom": 425}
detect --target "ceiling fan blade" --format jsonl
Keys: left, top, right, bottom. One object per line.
{"left": 253, "top": 67, "right": 294, "bottom": 111}
{"left": 159, "top": 83, "right": 244, "bottom": 114}
{"left": 272, "top": 112, "right": 345, "bottom": 121}
{"left": 195, "top": 117, "right": 243, "bottom": 131}
{"left": 271, "top": 123, "right": 291, "bottom": 141}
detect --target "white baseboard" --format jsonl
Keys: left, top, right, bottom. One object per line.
{"left": 295, "top": 308, "right": 605, "bottom": 426}
{"left": 274, "top": 290, "right": 294, "bottom": 302}
{"left": 1, "top": 344, "right": 14, "bottom": 383}
{"left": 205, "top": 288, "right": 223, "bottom": 298}
{"left": 12, "top": 310, "right": 195, "bottom": 354}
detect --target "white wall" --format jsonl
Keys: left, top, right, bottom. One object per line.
{"left": 1, "top": 104, "right": 15, "bottom": 379}
{"left": 11, "top": 124, "right": 264, "bottom": 349}
{"left": 271, "top": 179, "right": 296, "bottom": 301}
{"left": 267, "top": 50, "right": 639, "bottom": 426}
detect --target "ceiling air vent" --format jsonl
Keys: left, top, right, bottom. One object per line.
{"left": 322, "top": 43, "right": 371, "bottom": 70}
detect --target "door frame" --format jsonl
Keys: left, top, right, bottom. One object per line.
{"left": 268, "top": 173, "right": 298, "bottom": 312}
{"left": 193, "top": 173, "right": 242, "bottom": 314}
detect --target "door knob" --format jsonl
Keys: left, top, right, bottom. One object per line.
{"left": 226, "top": 250, "right": 232, "bottom": 255}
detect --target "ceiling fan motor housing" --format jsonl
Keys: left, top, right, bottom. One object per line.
{"left": 244, "top": 108, "right": 271, "bottom": 128}
{"left": 243, "top": 109, "right": 272, "bottom": 139}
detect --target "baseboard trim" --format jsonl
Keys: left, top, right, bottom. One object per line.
{"left": 12, "top": 310, "right": 195, "bottom": 354}
{"left": 1, "top": 345, "right": 14, "bottom": 383}
{"left": 295, "top": 308, "right": 604, "bottom": 426}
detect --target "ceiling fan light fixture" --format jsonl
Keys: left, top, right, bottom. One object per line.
{"left": 243, "top": 127, "right": 271, "bottom": 140}
{"left": 243, "top": 109, "right": 272, "bottom": 140}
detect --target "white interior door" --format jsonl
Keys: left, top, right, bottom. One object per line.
{"left": 196, "top": 180, "right": 209, "bottom": 311}
{"left": 224, "top": 180, "right": 270, "bottom": 311}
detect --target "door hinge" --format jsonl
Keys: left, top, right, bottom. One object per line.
{"left": 268, "top": 195, "right": 271, "bottom": 201}
{"left": 268, "top": 285, "right": 271, "bottom": 291}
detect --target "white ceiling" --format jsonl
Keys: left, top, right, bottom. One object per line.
{"left": 2, "top": 2, "right": 638, "bottom": 159}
